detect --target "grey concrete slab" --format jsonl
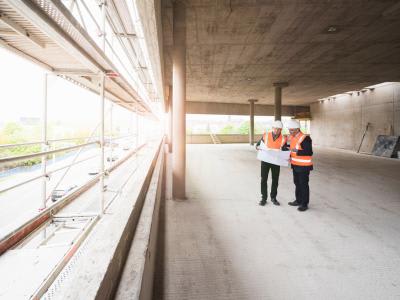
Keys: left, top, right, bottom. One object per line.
{"left": 0, "top": 247, "right": 69, "bottom": 299}
{"left": 154, "top": 144, "right": 400, "bottom": 300}
{"left": 162, "top": 1, "right": 400, "bottom": 105}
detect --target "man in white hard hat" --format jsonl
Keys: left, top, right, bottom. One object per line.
{"left": 286, "top": 119, "right": 313, "bottom": 212}
{"left": 255, "top": 120, "right": 287, "bottom": 206}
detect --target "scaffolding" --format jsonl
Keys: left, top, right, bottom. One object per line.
{"left": 0, "top": 0, "right": 162, "bottom": 297}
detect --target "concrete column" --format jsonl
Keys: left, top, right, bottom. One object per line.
{"left": 172, "top": 0, "right": 186, "bottom": 199}
{"left": 248, "top": 99, "right": 258, "bottom": 145}
{"left": 168, "top": 86, "right": 173, "bottom": 153}
{"left": 273, "top": 82, "right": 289, "bottom": 121}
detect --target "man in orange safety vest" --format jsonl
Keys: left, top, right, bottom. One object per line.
{"left": 256, "top": 120, "right": 287, "bottom": 206}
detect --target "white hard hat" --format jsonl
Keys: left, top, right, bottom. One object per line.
{"left": 286, "top": 119, "right": 300, "bottom": 129}
{"left": 272, "top": 120, "right": 283, "bottom": 129}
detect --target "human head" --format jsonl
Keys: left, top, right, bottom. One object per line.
{"left": 286, "top": 119, "right": 300, "bottom": 136}
{"left": 271, "top": 120, "right": 283, "bottom": 135}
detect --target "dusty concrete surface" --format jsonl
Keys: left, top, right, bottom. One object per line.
{"left": 154, "top": 144, "right": 400, "bottom": 300}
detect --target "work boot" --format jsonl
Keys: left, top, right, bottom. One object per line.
{"left": 288, "top": 200, "right": 300, "bottom": 206}
{"left": 259, "top": 198, "right": 267, "bottom": 206}
{"left": 271, "top": 197, "right": 280, "bottom": 206}
{"left": 298, "top": 206, "right": 308, "bottom": 212}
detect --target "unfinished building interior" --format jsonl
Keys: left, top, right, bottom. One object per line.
{"left": 0, "top": 0, "right": 399, "bottom": 299}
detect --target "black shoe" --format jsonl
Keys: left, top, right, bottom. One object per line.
{"left": 259, "top": 199, "right": 267, "bottom": 206}
{"left": 298, "top": 206, "right": 308, "bottom": 212}
{"left": 271, "top": 197, "right": 280, "bottom": 206}
{"left": 288, "top": 200, "right": 300, "bottom": 206}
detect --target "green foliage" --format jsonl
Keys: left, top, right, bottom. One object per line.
{"left": 0, "top": 121, "right": 92, "bottom": 170}
{"left": 219, "top": 124, "right": 237, "bottom": 134}
{"left": 217, "top": 121, "right": 267, "bottom": 135}
{"left": 238, "top": 121, "right": 249, "bottom": 134}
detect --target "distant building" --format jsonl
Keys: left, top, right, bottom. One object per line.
{"left": 19, "top": 117, "right": 40, "bottom": 126}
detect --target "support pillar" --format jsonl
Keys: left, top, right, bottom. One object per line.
{"left": 172, "top": 0, "right": 186, "bottom": 199}
{"left": 273, "top": 82, "right": 289, "bottom": 121}
{"left": 168, "top": 86, "right": 173, "bottom": 153}
{"left": 248, "top": 99, "right": 258, "bottom": 145}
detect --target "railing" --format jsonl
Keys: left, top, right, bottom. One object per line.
{"left": 0, "top": 139, "right": 153, "bottom": 300}
{"left": 0, "top": 133, "right": 139, "bottom": 190}
{"left": 0, "top": 134, "right": 137, "bottom": 149}
{"left": 0, "top": 140, "right": 147, "bottom": 252}
{"left": 0, "top": 141, "right": 99, "bottom": 165}
{"left": 0, "top": 137, "right": 96, "bottom": 149}
{"left": 0, "top": 134, "right": 139, "bottom": 201}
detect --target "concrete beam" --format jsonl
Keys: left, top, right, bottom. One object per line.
{"left": 186, "top": 101, "right": 309, "bottom": 117}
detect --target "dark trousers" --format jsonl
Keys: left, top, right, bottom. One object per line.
{"left": 261, "top": 161, "right": 280, "bottom": 200}
{"left": 293, "top": 169, "right": 310, "bottom": 207}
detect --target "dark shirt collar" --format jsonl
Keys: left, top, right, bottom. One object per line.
{"left": 271, "top": 131, "right": 280, "bottom": 141}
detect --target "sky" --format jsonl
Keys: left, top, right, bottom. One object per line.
{"left": 0, "top": 47, "right": 133, "bottom": 134}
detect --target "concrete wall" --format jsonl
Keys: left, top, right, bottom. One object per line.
{"left": 310, "top": 83, "right": 400, "bottom": 153}
{"left": 186, "top": 134, "right": 263, "bottom": 144}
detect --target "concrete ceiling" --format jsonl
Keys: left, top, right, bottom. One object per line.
{"left": 162, "top": 0, "right": 400, "bottom": 106}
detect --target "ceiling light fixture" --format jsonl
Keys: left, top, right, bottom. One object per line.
{"left": 324, "top": 25, "right": 340, "bottom": 34}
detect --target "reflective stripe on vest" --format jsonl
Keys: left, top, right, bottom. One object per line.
{"left": 290, "top": 132, "right": 313, "bottom": 166}
{"left": 295, "top": 134, "right": 307, "bottom": 150}
{"left": 291, "top": 157, "right": 312, "bottom": 163}
{"left": 263, "top": 131, "right": 286, "bottom": 149}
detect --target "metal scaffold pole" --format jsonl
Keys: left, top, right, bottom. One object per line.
{"left": 99, "top": 74, "right": 105, "bottom": 215}
{"left": 110, "top": 103, "right": 114, "bottom": 162}
{"left": 41, "top": 73, "right": 48, "bottom": 212}
{"left": 136, "top": 106, "right": 139, "bottom": 147}
{"left": 99, "top": 0, "right": 106, "bottom": 215}
{"left": 130, "top": 109, "right": 134, "bottom": 147}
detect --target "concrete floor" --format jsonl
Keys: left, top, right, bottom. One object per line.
{"left": 154, "top": 144, "right": 400, "bottom": 300}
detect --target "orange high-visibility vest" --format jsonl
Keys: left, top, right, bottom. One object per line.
{"left": 290, "top": 132, "right": 313, "bottom": 166}
{"left": 263, "top": 131, "right": 287, "bottom": 149}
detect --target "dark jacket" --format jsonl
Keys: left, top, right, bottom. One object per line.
{"left": 290, "top": 136, "right": 313, "bottom": 172}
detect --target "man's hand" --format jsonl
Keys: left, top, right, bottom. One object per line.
{"left": 256, "top": 146, "right": 260, "bottom": 150}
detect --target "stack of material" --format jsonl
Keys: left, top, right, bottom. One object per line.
{"left": 371, "top": 135, "right": 400, "bottom": 158}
